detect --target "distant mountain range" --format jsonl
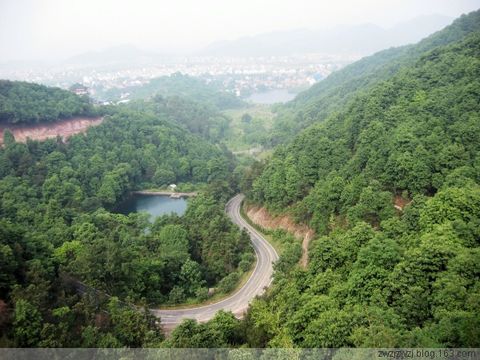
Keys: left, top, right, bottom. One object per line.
{"left": 199, "top": 14, "right": 454, "bottom": 57}
{"left": 0, "top": 14, "right": 454, "bottom": 72}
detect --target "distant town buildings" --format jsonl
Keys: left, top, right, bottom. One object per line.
{"left": 3, "top": 54, "right": 360, "bottom": 102}
{"left": 69, "top": 83, "right": 89, "bottom": 96}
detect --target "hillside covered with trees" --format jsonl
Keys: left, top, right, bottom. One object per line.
{"left": 237, "top": 11, "right": 480, "bottom": 347}
{"left": 0, "top": 102, "right": 254, "bottom": 346}
{"left": 0, "top": 80, "right": 96, "bottom": 124}
{"left": 0, "top": 8, "right": 479, "bottom": 351}
{"left": 95, "top": 73, "right": 245, "bottom": 110}
{"left": 268, "top": 10, "right": 480, "bottom": 145}
{"left": 127, "top": 96, "right": 232, "bottom": 143}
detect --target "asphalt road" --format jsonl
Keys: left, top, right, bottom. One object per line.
{"left": 152, "top": 194, "right": 279, "bottom": 326}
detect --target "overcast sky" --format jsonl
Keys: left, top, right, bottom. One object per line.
{"left": 1, "top": 0, "right": 479, "bottom": 61}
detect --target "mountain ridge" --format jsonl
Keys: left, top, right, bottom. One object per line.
{"left": 267, "top": 10, "right": 480, "bottom": 144}
{"left": 199, "top": 14, "right": 453, "bottom": 57}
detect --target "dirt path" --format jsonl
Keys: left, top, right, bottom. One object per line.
{"left": 0, "top": 117, "right": 103, "bottom": 145}
{"left": 300, "top": 229, "right": 315, "bottom": 268}
{"left": 394, "top": 195, "right": 411, "bottom": 211}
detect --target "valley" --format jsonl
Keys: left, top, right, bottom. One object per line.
{"left": 0, "top": 7, "right": 479, "bottom": 350}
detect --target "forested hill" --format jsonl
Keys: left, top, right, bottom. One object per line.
{"left": 95, "top": 73, "right": 245, "bottom": 110}
{"left": 127, "top": 96, "right": 231, "bottom": 143}
{"left": 252, "top": 25, "right": 480, "bottom": 221}
{"left": 0, "top": 101, "right": 257, "bottom": 346}
{"left": 241, "top": 16, "right": 480, "bottom": 347}
{"left": 0, "top": 80, "right": 95, "bottom": 124}
{"left": 269, "top": 10, "right": 480, "bottom": 144}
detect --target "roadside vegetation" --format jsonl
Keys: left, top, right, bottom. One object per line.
{"left": 0, "top": 9, "right": 479, "bottom": 349}
{"left": 165, "top": 10, "right": 480, "bottom": 348}
{"left": 240, "top": 12, "right": 480, "bottom": 348}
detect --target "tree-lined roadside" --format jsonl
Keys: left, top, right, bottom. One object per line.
{"left": 153, "top": 194, "right": 279, "bottom": 326}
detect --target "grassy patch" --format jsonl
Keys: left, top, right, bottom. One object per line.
{"left": 222, "top": 104, "right": 274, "bottom": 154}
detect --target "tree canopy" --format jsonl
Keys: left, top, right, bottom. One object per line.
{"left": 235, "top": 10, "right": 480, "bottom": 348}
{"left": 95, "top": 73, "right": 245, "bottom": 110}
{"left": 267, "top": 9, "right": 480, "bottom": 145}
{"left": 0, "top": 80, "right": 96, "bottom": 124}
{"left": 0, "top": 99, "right": 252, "bottom": 346}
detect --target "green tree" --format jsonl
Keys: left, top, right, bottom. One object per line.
{"left": 13, "top": 300, "right": 43, "bottom": 347}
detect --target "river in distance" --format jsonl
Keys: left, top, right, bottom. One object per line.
{"left": 116, "top": 194, "right": 187, "bottom": 221}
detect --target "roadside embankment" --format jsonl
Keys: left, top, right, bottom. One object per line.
{"left": 244, "top": 203, "right": 314, "bottom": 268}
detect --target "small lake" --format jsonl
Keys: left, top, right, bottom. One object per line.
{"left": 116, "top": 194, "right": 187, "bottom": 221}
{"left": 246, "top": 89, "right": 297, "bottom": 104}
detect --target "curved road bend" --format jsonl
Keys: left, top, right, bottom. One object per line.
{"left": 151, "top": 194, "right": 279, "bottom": 326}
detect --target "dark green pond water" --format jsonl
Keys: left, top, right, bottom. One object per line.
{"left": 116, "top": 194, "right": 187, "bottom": 221}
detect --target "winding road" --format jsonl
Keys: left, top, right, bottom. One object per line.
{"left": 152, "top": 194, "right": 279, "bottom": 327}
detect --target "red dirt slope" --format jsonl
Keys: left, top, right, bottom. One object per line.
{"left": 246, "top": 205, "right": 315, "bottom": 268}
{"left": 0, "top": 117, "right": 103, "bottom": 145}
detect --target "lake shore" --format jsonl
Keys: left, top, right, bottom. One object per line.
{"left": 132, "top": 190, "right": 197, "bottom": 198}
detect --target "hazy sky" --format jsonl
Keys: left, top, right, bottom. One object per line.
{"left": 1, "top": 0, "right": 479, "bottom": 61}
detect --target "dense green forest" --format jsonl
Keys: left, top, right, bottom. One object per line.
{"left": 160, "top": 10, "right": 480, "bottom": 348}
{"left": 95, "top": 73, "right": 245, "bottom": 110}
{"left": 0, "top": 95, "right": 254, "bottom": 346}
{"left": 233, "top": 12, "right": 480, "bottom": 347}
{"left": 268, "top": 11, "right": 480, "bottom": 145}
{"left": 1, "top": 9, "right": 479, "bottom": 350}
{"left": 0, "top": 80, "right": 96, "bottom": 124}
{"left": 127, "top": 96, "right": 231, "bottom": 143}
